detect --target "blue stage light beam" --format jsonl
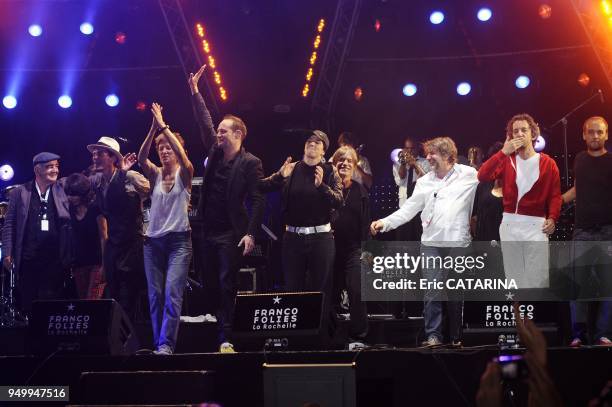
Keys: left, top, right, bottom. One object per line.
{"left": 402, "top": 84, "right": 417, "bottom": 97}
{"left": 0, "top": 164, "right": 15, "bottom": 182}
{"left": 105, "top": 94, "right": 119, "bottom": 107}
{"left": 430, "top": 11, "right": 445, "bottom": 25}
{"left": 457, "top": 82, "right": 472, "bottom": 96}
{"left": 80, "top": 22, "right": 94, "bottom": 35}
{"left": 2, "top": 95, "right": 17, "bottom": 109}
{"left": 477, "top": 8, "right": 492, "bottom": 22}
{"left": 58, "top": 95, "right": 72, "bottom": 109}
{"left": 28, "top": 24, "right": 43, "bottom": 37}
{"left": 515, "top": 75, "right": 531, "bottom": 89}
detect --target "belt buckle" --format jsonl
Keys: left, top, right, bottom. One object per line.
{"left": 297, "top": 227, "right": 305, "bottom": 236}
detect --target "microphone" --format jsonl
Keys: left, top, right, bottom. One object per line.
{"left": 116, "top": 137, "right": 129, "bottom": 143}
{"left": 598, "top": 89, "right": 605, "bottom": 104}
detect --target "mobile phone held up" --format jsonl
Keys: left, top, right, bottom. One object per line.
{"left": 495, "top": 355, "right": 528, "bottom": 381}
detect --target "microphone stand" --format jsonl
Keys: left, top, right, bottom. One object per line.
{"left": 549, "top": 91, "right": 602, "bottom": 189}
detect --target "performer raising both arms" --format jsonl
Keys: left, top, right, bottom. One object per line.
{"left": 137, "top": 103, "right": 194, "bottom": 355}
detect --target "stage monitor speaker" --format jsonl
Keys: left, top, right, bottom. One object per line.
{"left": 29, "top": 299, "right": 139, "bottom": 355}
{"left": 232, "top": 291, "right": 326, "bottom": 350}
{"left": 263, "top": 363, "right": 356, "bottom": 407}
{"left": 80, "top": 370, "right": 214, "bottom": 405}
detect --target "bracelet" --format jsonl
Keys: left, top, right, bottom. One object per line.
{"left": 156, "top": 125, "right": 169, "bottom": 135}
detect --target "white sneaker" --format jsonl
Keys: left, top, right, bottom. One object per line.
{"left": 153, "top": 344, "right": 173, "bottom": 355}
{"left": 348, "top": 341, "right": 366, "bottom": 351}
{"left": 219, "top": 342, "right": 236, "bottom": 353}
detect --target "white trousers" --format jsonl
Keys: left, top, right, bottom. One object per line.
{"left": 499, "top": 213, "right": 549, "bottom": 289}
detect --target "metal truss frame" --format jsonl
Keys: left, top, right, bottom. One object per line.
{"left": 310, "top": 0, "right": 362, "bottom": 133}
{"left": 158, "top": 0, "right": 220, "bottom": 116}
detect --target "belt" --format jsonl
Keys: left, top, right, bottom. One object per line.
{"left": 286, "top": 223, "right": 331, "bottom": 235}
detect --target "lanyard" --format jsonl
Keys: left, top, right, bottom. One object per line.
{"left": 35, "top": 182, "right": 50, "bottom": 203}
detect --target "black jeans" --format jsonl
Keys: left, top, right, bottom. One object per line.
{"left": 282, "top": 231, "right": 335, "bottom": 333}
{"left": 200, "top": 229, "right": 241, "bottom": 344}
{"left": 18, "top": 257, "right": 65, "bottom": 314}
{"left": 570, "top": 226, "right": 612, "bottom": 341}
{"left": 104, "top": 237, "right": 145, "bottom": 322}
{"left": 335, "top": 246, "right": 368, "bottom": 338}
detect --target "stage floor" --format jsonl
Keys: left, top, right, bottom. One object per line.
{"left": 0, "top": 346, "right": 610, "bottom": 406}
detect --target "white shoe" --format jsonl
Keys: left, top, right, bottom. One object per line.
{"left": 219, "top": 342, "right": 236, "bottom": 353}
{"left": 348, "top": 341, "right": 366, "bottom": 351}
{"left": 153, "top": 344, "right": 173, "bottom": 355}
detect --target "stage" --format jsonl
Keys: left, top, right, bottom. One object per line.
{"left": 0, "top": 342, "right": 610, "bottom": 406}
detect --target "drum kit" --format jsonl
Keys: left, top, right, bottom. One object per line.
{"left": 0, "top": 185, "right": 27, "bottom": 327}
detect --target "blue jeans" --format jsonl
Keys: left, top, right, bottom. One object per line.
{"left": 144, "top": 231, "right": 192, "bottom": 351}
{"left": 570, "top": 226, "right": 612, "bottom": 341}
{"left": 421, "top": 245, "right": 464, "bottom": 342}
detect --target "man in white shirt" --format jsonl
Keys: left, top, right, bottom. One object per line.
{"left": 372, "top": 137, "right": 479, "bottom": 346}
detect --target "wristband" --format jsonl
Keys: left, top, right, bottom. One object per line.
{"left": 156, "top": 125, "right": 169, "bottom": 135}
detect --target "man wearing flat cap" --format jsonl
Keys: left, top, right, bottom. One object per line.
{"left": 260, "top": 130, "right": 343, "bottom": 335}
{"left": 2, "top": 152, "right": 70, "bottom": 314}
{"left": 87, "top": 137, "right": 150, "bottom": 320}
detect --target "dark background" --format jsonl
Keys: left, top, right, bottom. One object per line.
{"left": 1, "top": 0, "right": 610, "bottom": 191}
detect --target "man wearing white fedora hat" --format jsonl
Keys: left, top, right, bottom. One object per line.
{"left": 87, "top": 136, "right": 150, "bottom": 320}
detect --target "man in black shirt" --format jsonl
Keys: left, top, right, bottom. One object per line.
{"left": 260, "top": 131, "right": 343, "bottom": 339}
{"left": 562, "top": 116, "right": 612, "bottom": 347}
{"left": 331, "top": 146, "right": 370, "bottom": 349}
{"left": 190, "top": 65, "right": 265, "bottom": 353}
{"left": 88, "top": 137, "right": 150, "bottom": 322}
{"left": 2, "top": 152, "right": 70, "bottom": 314}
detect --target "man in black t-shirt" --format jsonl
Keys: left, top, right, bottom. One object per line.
{"left": 562, "top": 116, "right": 612, "bottom": 347}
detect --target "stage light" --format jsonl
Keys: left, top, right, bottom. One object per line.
{"left": 402, "top": 83, "right": 417, "bottom": 97}
{"left": 28, "top": 24, "right": 43, "bottom": 37}
{"left": 456, "top": 82, "right": 471, "bottom": 96}
{"left": 301, "top": 18, "right": 326, "bottom": 97}
{"left": 115, "top": 32, "right": 126, "bottom": 44}
{"left": 534, "top": 135, "right": 546, "bottom": 152}
{"left": 602, "top": 0, "right": 612, "bottom": 16}
{"left": 515, "top": 75, "right": 530, "bottom": 89}
{"left": 577, "top": 73, "right": 590, "bottom": 87}
{"left": 80, "top": 22, "right": 94, "bottom": 35}
{"left": 429, "top": 11, "right": 445, "bottom": 25}
{"left": 538, "top": 4, "right": 552, "bottom": 19}
{"left": 135, "top": 101, "right": 146, "bottom": 111}
{"left": 2, "top": 95, "right": 17, "bottom": 109}
{"left": 195, "top": 23, "right": 228, "bottom": 101}
{"left": 0, "top": 164, "right": 14, "bottom": 182}
{"left": 374, "top": 19, "right": 381, "bottom": 32}
{"left": 354, "top": 87, "right": 363, "bottom": 101}
{"left": 477, "top": 8, "right": 492, "bottom": 22}
{"left": 105, "top": 94, "right": 119, "bottom": 107}
{"left": 58, "top": 95, "right": 72, "bottom": 109}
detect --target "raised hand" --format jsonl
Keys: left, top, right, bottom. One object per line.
{"left": 278, "top": 156, "right": 296, "bottom": 178}
{"left": 188, "top": 64, "right": 206, "bottom": 94}
{"left": 151, "top": 103, "right": 166, "bottom": 129}
{"left": 501, "top": 135, "right": 524, "bottom": 156}
{"left": 122, "top": 152, "right": 138, "bottom": 171}
{"left": 476, "top": 362, "right": 502, "bottom": 407}
{"left": 314, "top": 165, "right": 323, "bottom": 187}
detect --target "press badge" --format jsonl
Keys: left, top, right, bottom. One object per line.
{"left": 41, "top": 219, "right": 49, "bottom": 231}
